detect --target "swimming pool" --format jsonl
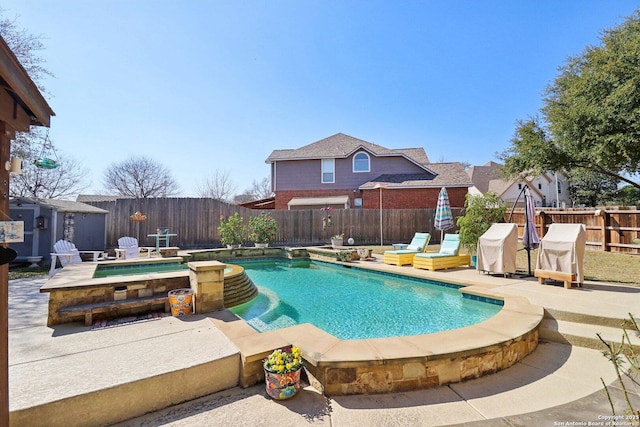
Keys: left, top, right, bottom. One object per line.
{"left": 229, "top": 259, "right": 502, "bottom": 339}
{"left": 93, "top": 260, "right": 189, "bottom": 278}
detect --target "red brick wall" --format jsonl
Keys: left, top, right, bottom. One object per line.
{"left": 275, "top": 187, "right": 468, "bottom": 210}
{"left": 363, "top": 187, "right": 468, "bottom": 209}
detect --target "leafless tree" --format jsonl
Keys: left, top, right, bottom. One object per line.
{"left": 103, "top": 156, "right": 179, "bottom": 198}
{"left": 249, "top": 177, "right": 273, "bottom": 199}
{"left": 0, "top": 10, "right": 54, "bottom": 93}
{"left": 9, "top": 129, "right": 90, "bottom": 198}
{"left": 197, "top": 169, "right": 237, "bottom": 202}
{"left": 2, "top": 11, "right": 91, "bottom": 199}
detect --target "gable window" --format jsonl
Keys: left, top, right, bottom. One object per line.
{"left": 353, "top": 152, "right": 370, "bottom": 173}
{"left": 322, "top": 159, "right": 335, "bottom": 183}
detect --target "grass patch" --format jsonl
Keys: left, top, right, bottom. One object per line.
{"left": 8, "top": 266, "right": 49, "bottom": 280}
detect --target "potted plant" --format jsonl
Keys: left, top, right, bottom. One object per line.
{"left": 218, "top": 213, "right": 246, "bottom": 248}
{"left": 263, "top": 346, "right": 304, "bottom": 400}
{"left": 456, "top": 192, "right": 507, "bottom": 265}
{"left": 331, "top": 233, "right": 344, "bottom": 248}
{"left": 249, "top": 212, "right": 277, "bottom": 247}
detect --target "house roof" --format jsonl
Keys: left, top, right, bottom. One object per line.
{"left": 11, "top": 197, "right": 109, "bottom": 214}
{"left": 466, "top": 161, "right": 503, "bottom": 194}
{"left": 359, "top": 162, "right": 473, "bottom": 190}
{"left": 265, "top": 133, "right": 433, "bottom": 172}
{"left": 468, "top": 162, "right": 549, "bottom": 201}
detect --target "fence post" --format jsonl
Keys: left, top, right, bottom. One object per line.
{"left": 538, "top": 211, "right": 547, "bottom": 239}
{"left": 595, "top": 209, "right": 609, "bottom": 252}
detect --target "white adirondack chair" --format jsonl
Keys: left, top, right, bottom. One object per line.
{"left": 116, "top": 236, "right": 153, "bottom": 260}
{"left": 50, "top": 240, "right": 104, "bottom": 277}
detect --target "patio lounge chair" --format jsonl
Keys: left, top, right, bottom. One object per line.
{"left": 383, "top": 232, "right": 431, "bottom": 266}
{"left": 116, "top": 236, "right": 153, "bottom": 260}
{"left": 49, "top": 240, "right": 104, "bottom": 277}
{"left": 413, "top": 234, "right": 470, "bottom": 271}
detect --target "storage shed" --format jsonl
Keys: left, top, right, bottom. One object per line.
{"left": 9, "top": 197, "right": 108, "bottom": 264}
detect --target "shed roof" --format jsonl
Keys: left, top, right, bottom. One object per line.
{"left": 11, "top": 197, "right": 109, "bottom": 214}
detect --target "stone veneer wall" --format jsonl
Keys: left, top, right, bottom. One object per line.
{"left": 304, "top": 329, "right": 539, "bottom": 395}
{"left": 47, "top": 277, "right": 188, "bottom": 325}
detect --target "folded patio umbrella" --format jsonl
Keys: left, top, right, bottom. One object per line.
{"left": 522, "top": 186, "right": 540, "bottom": 275}
{"left": 434, "top": 187, "right": 454, "bottom": 242}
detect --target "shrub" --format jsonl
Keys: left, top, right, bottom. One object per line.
{"left": 218, "top": 213, "right": 246, "bottom": 246}
{"left": 249, "top": 212, "right": 277, "bottom": 244}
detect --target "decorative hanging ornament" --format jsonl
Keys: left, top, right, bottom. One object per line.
{"left": 34, "top": 131, "right": 60, "bottom": 169}
{"left": 129, "top": 211, "right": 147, "bottom": 222}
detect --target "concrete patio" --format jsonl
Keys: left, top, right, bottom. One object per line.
{"left": 8, "top": 256, "right": 640, "bottom": 426}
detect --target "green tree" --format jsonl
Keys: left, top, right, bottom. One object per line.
{"left": 500, "top": 11, "right": 640, "bottom": 191}
{"left": 567, "top": 170, "right": 619, "bottom": 207}
{"left": 615, "top": 185, "right": 640, "bottom": 206}
{"left": 456, "top": 192, "right": 507, "bottom": 255}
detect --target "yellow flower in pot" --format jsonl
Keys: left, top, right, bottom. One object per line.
{"left": 263, "top": 346, "right": 304, "bottom": 400}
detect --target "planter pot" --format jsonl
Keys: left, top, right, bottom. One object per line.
{"left": 226, "top": 244, "right": 241, "bottom": 249}
{"left": 254, "top": 243, "right": 269, "bottom": 248}
{"left": 264, "top": 367, "right": 301, "bottom": 400}
{"left": 331, "top": 239, "right": 343, "bottom": 248}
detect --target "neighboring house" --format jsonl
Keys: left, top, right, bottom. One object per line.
{"left": 265, "top": 133, "right": 472, "bottom": 210}
{"left": 9, "top": 197, "right": 108, "bottom": 263}
{"left": 467, "top": 161, "right": 570, "bottom": 208}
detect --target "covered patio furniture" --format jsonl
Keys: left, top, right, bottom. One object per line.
{"left": 476, "top": 223, "right": 518, "bottom": 276}
{"left": 534, "top": 223, "right": 586, "bottom": 289}
{"left": 383, "top": 232, "right": 431, "bottom": 266}
{"left": 413, "top": 233, "right": 470, "bottom": 271}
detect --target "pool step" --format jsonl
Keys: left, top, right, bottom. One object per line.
{"left": 539, "top": 317, "right": 640, "bottom": 352}
{"left": 224, "top": 270, "right": 258, "bottom": 308}
{"left": 247, "top": 314, "right": 297, "bottom": 332}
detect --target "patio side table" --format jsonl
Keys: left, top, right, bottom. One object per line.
{"left": 148, "top": 233, "right": 178, "bottom": 254}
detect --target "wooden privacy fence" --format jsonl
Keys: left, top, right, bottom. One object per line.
{"left": 88, "top": 198, "right": 464, "bottom": 249}
{"left": 509, "top": 208, "right": 640, "bottom": 254}
{"left": 87, "top": 198, "right": 640, "bottom": 254}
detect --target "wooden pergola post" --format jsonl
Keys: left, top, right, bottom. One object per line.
{"left": 0, "top": 36, "right": 54, "bottom": 425}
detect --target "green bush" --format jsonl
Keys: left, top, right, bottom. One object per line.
{"left": 456, "top": 192, "right": 507, "bottom": 254}
{"left": 249, "top": 212, "right": 277, "bottom": 244}
{"left": 218, "top": 213, "right": 246, "bottom": 246}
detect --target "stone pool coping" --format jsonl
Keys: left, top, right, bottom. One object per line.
{"left": 209, "top": 257, "right": 544, "bottom": 396}
{"left": 40, "top": 257, "right": 188, "bottom": 292}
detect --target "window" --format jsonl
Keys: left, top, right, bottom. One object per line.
{"left": 557, "top": 180, "right": 562, "bottom": 194}
{"left": 322, "top": 159, "right": 335, "bottom": 183}
{"left": 517, "top": 183, "right": 522, "bottom": 190}
{"left": 538, "top": 183, "right": 542, "bottom": 190}
{"left": 353, "top": 152, "right": 370, "bottom": 173}
{"left": 354, "top": 198, "right": 363, "bottom": 209}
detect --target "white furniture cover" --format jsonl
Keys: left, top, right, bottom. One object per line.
{"left": 536, "top": 223, "right": 587, "bottom": 284}
{"left": 476, "top": 223, "right": 518, "bottom": 274}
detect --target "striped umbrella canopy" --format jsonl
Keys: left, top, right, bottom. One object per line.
{"left": 434, "top": 187, "right": 454, "bottom": 235}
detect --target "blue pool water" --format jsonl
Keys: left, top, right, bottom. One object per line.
{"left": 229, "top": 259, "right": 502, "bottom": 340}
{"left": 93, "top": 262, "right": 188, "bottom": 278}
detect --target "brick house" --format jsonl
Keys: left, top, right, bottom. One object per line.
{"left": 265, "top": 133, "right": 472, "bottom": 210}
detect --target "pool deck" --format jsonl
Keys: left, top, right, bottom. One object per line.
{"left": 8, "top": 254, "right": 640, "bottom": 426}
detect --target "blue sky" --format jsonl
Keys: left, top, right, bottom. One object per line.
{"left": 3, "top": 1, "right": 639, "bottom": 197}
